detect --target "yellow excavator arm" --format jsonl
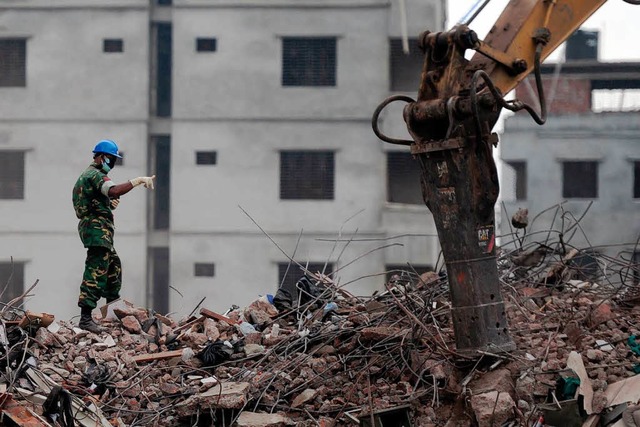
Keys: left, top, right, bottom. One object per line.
{"left": 470, "top": 0, "right": 608, "bottom": 95}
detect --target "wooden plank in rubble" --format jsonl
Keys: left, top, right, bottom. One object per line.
{"left": 132, "top": 349, "right": 184, "bottom": 363}
{"left": 199, "top": 308, "right": 239, "bottom": 325}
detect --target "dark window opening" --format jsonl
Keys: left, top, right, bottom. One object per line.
{"left": 103, "top": 39, "right": 123, "bottom": 53}
{"left": 282, "top": 37, "right": 336, "bottom": 87}
{"left": 0, "top": 261, "right": 25, "bottom": 307}
{"left": 0, "top": 39, "right": 26, "bottom": 87}
{"left": 566, "top": 29, "right": 598, "bottom": 61}
{"left": 280, "top": 151, "right": 334, "bottom": 200}
{"left": 277, "top": 262, "right": 333, "bottom": 292}
{"left": 194, "top": 263, "right": 215, "bottom": 277}
{"left": 155, "top": 24, "right": 172, "bottom": 117}
{"left": 151, "top": 136, "right": 171, "bottom": 230}
{"left": 634, "top": 161, "right": 640, "bottom": 199}
{"left": 563, "top": 161, "right": 598, "bottom": 198}
{"left": 0, "top": 151, "right": 25, "bottom": 199}
{"left": 387, "top": 152, "right": 422, "bottom": 204}
{"left": 567, "top": 250, "right": 602, "bottom": 281}
{"left": 157, "top": 0, "right": 172, "bottom": 4}
{"left": 385, "top": 264, "right": 433, "bottom": 284}
{"left": 149, "top": 247, "right": 169, "bottom": 314}
{"left": 196, "top": 38, "right": 217, "bottom": 52}
{"left": 196, "top": 151, "right": 217, "bottom": 165}
{"left": 506, "top": 161, "right": 527, "bottom": 201}
{"left": 390, "top": 38, "right": 423, "bottom": 92}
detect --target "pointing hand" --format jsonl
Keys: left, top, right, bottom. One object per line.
{"left": 130, "top": 175, "right": 156, "bottom": 190}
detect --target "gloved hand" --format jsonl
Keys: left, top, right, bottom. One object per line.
{"left": 129, "top": 175, "right": 156, "bottom": 190}
{"left": 110, "top": 198, "right": 120, "bottom": 210}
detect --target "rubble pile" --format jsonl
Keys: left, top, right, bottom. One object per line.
{"left": 1, "top": 238, "right": 640, "bottom": 426}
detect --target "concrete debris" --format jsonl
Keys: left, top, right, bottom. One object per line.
{"left": 511, "top": 207, "right": 529, "bottom": 229}
{"left": 1, "top": 240, "right": 640, "bottom": 426}
{"left": 291, "top": 388, "right": 318, "bottom": 408}
{"left": 235, "top": 411, "right": 295, "bottom": 426}
{"left": 470, "top": 391, "right": 516, "bottom": 427}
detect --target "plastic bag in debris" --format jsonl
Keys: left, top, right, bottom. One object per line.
{"left": 43, "top": 385, "right": 74, "bottom": 427}
{"left": 322, "top": 302, "right": 339, "bottom": 320}
{"left": 273, "top": 274, "right": 326, "bottom": 312}
{"left": 82, "top": 362, "right": 111, "bottom": 395}
{"left": 196, "top": 340, "right": 235, "bottom": 366}
{"left": 236, "top": 321, "right": 258, "bottom": 336}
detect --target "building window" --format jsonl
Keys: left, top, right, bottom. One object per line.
{"left": 196, "top": 151, "right": 217, "bottom": 165}
{"left": 390, "top": 38, "right": 423, "bottom": 92}
{"left": 282, "top": 37, "right": 336, "bottom": 87}
{"left": 387, "top": 152, "right": 422, "bottom": 204}
{"left": 0, "top": 39, "right": 26, "bottom": 87}
{"left": 0, "top": 261, "right": 25, "bottom": 306}
{"left": 149, "top": 247, "right": 169, "bottom": 314}
{"left": 634, "top": 161, "right": 640, "bottom": 199}
{"left": 563, "top": 161, "right": 598, "bottom": 198}
{"left": 151, "top": 136, "right": 171, "bottom": 230}
{"left": 385, "top": 264, "right": 433, "bottom": 284}
{"left": 154, "top": 23, "right": 172, "bottom": 117}
{"left": 506, "top": 161, "right": 527, "bottom": 201}
{"left": 103, "top": 39, "right": 123, "bottom": 53}
{"left": 0, "top": 151, "right": 25, "bottom": 199}
{"left": 194, "top": 263, "right": 215, "bottom": 277}
{"left": 280, "top": 151, "right": 334, "bottom": 200}
{"left": 278, "top": 262, "right": 333, "bottom": 291}
{"left": 196, "top": 38, "right": 217, "bottom": 52}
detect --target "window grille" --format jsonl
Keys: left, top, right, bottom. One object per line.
{"left": 194, "top": 263, "right": 215, "bottom": 277}
{"left": 196, "top": 38, "right": 217, "bottom": 52}
{"left": 277, "top": 262, "right": 333, "bottom": 291}
{"left": 282, "top": 37, "right": 336, "bottom": 87}
{"left": 0, "top": 151, "right": 25, "bottom": 199}
{"left": 387, "top": 152, "right": 422, "bottom": 204}
{"left": 0, "top": 39, "right": 26, "bottom": 87}
{"left": 562, "top": 161, "right": 598, "bottom": 198}
{"left": 0, "top": 261, "right": 25, "bottom": 306}
{"left": 196, "top": 151, "right": 217, "bottom": 165}
{"left": 389, "top": 38, "right": 423, "bottom": 92}
{"left": 103, "top": 39, "right": 123, "bottom": 53}
{"left": 280, "top": 151, "right": 334, "bottom": 200}
{"left": 506, "top": 161, "right": 527, "bottom": 201}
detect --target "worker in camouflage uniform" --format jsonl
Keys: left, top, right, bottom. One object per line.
{"left": 73, "top": 139, "right": 155, "bottom": 333}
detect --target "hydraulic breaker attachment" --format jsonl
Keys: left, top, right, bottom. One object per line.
{"left": 373, "top": 26, "right": 516, "bottom": 357}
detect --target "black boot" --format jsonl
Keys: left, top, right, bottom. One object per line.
{"left": 79, "top": 306, "right": 104, "bottom": 334}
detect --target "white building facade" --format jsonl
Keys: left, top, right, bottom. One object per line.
{"left": 0, "top": 0, "right": 446, "bottom": 320}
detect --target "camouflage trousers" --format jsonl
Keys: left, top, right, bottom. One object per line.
{"left": 78, "top": 246, "right": 122, "bottom": 309}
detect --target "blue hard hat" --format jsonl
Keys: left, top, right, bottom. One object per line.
{"left": 92, "top": 139, "right": 122, "bottom": 158}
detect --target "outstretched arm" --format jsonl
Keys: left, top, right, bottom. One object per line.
{"left": 106, "top": 175, "right": 156, "bottom": 198}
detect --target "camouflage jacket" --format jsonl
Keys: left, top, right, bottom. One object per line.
{"left": 72, "top": 163, "right": 115, "bottom": 249}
